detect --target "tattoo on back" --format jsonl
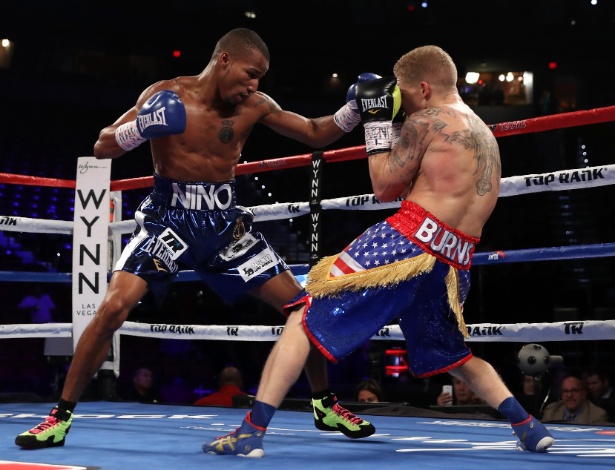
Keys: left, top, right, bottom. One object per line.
{"left": 220, "top": 120, "right": 234, "bottom": 143}
{"left": 398, "top": 107, "right": 501, "bottom": 196}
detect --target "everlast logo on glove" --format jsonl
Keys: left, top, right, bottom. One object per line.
{"left": 356, "top": 77, "right": 401, "bottom": 154}
{"left": 360, "top": 96, "right": 390, "bottom": 113}
{"left": 137, "top": 107, "right": 168, "bottom": 130}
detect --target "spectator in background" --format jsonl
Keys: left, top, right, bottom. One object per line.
{"left": 117, "top": 367, "right": 161, "bottom": 404}
{"left": 542, "top": 375, "right": 609, "bottom": 424}
{"left": 17, "top": 285, "right": 56, "bottom": 323}
{"left": 354, "top": 379, "right": 384, "bottom": 403}
{"left": 194, "top": 366, "right": 247, "bottom": 407}
{"left": 436, "top": 376, "right": 486, "bottom": 406}
{"left": 584, "top": 369, "right": 615, "bottom": 421}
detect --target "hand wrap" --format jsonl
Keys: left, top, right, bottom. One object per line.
{"left": 115, "top": 121, "right": 147, "bottom": 151}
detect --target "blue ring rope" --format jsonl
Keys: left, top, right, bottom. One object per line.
{"left": 1, "top": 242, "right": 614, "bottom": 283}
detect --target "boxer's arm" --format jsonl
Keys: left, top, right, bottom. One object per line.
{"left": 94, "top": 83, "right": 186, "bottom": 159}
{"left": 369, "top": 112, "right": 430, "bottom": 202}
{"left": 94, "top": 107, "right": 139, "bottom": 159}
{"left": 257, "top": 74, "right": 379, "bottom": 148}
{"left": 257, "top": 94, "right": 346, "bottom": 148}
{"left": 351, "top": 76, "right": 408, "bottom": 202}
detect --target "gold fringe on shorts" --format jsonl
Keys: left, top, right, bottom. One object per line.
{"left": 305, "top": 253, "right": 469, "bottom": 338}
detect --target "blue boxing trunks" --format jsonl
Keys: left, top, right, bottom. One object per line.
{"left": 114, "top": 174, "right": 289, "bottom": 303}
{"left": 284, "top": 201, "right": 479, "bottom": 378}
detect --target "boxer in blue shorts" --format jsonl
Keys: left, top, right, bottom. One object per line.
{"left": 206, "top": 45, "right": 554, "bottom": 458}
{"left": 16, "top": 28, "right": 376, "bottom": 450}
{"left": 116, "top": 175, "right": 289, "bottom": 305}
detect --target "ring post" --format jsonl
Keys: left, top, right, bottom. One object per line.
{"left": 72, "top": 157, "right": 119, "bottom": 385}
{"left": 309, "top": 151, "right": 323, "bottom": 266}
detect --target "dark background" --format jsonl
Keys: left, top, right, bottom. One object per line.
{"left": 1, "top": 0, "right": 615, "bottom": 405}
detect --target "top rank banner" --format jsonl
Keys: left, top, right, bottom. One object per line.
{"left": 71, "top": 157, "right": 111, "bottom": 354}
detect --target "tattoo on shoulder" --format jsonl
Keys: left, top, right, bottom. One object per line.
{"left": 255, "top": 93, "right": 280, "bottom": 114}
{"left": 410, "top": 107, "right": 453, "bottom": 141}
{"left": 474, "top": 136, "right": 501, "bottom": 196}
{"left": 386, "top": 115, "right": 429, "bottom": 183}
{"left": 397, "top": 115, "right": 430, "bottom": 163}
{"left": 417, "top": 106, "right": 457, "bottom": 120}
{"left": 219, "top": 119, "right": 234, "bottom": 143}
{"left": 440, "top": 113, "right": 501, "bottom": 196}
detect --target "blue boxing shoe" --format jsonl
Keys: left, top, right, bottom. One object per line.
{"left": 512, "top": 415, "right": 554, "bottom": 452}
{"left": 203, "top": 412, "right": 265, "bottom": 458}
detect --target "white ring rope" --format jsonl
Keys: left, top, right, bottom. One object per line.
{"left": 1, "top": 163, "right": 613, "bottom": 234}
{"left": 1, "top": 162, "right": 614, "bottom": 346}
{"left": 0, "top": 320, "right": 612, "bottom": 342}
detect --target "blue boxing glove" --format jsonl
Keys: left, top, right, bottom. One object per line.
{"left": 115, "top": 90, "right": 187, "bottom": 151}
{"left": 355, "top": 76, "right": 402, "bottom": 155}
{"left": 333, "top": 73, "right": 381, "bottom": 132}
{"left": 345, "top": 72, "right": 382, "bottom": 103}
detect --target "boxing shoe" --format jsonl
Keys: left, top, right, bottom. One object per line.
{"left": 512, "top": 415, "right": 554, "bottom": 452}
{"left": 313, "top": 393, "right": 375, "bottom": 438}
{"left": 15, "top": 406, "right": 73, "bottom": 449}
{"left": 203, "top": 412, "right": 265, "bottom": 458}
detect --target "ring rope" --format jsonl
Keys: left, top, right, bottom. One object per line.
{"left": 0, "top": 319, "right": 611, "bottom": 342}
{"left": 1, "top": 163, "right": 613, "bottom": 235}
{"left": 2, "top": 103, "right": 615, "bottom": 190}
{"left": 1, "top": 241, "right": 614, "bottom": 284}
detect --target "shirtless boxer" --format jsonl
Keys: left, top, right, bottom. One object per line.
{"left": 15, "top": 28, "right": 376, "bottom": 450}
{"left": 205, "top": 45, "right": 554, "bottom": 457}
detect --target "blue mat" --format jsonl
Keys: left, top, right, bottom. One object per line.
{"left": 2, "top": 402, "right": 615, "bottom": 469}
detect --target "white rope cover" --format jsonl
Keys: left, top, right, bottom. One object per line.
{"left": 1, "top": 320, "right": 613, "bottom": 342}
{"left": 1, "top": 164, "right": 613, "bottom": 234}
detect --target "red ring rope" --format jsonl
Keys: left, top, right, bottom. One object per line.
{"left": 1, "top": 105, "right": 614, "bottom": 190}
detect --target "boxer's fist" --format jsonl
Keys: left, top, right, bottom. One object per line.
{"left": 345, "top": 72, "right": 382, "bottom": 102}
{"left": 356, "top": 76, "right": 401, "bottom": 123}
{"left": 115, "top": 90, "right": 187, "bottom": 151}
{"left": 334, "top": 72, "right": 381, "bottom": 133}
{"left": 355, "top": 76, "right": 401, "bottom": 155}
{"left": 137, "top": 90, "right": 186, "bottom": 138}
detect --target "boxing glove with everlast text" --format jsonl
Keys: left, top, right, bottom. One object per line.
{"left": 333, "top": 73, "right": 382, "bottom": 133}
{"left": 355, "top": 76, "right": 401, "bottom": 155}
{"left": 115, "top": 90, "right": 187, "bottom": 151}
